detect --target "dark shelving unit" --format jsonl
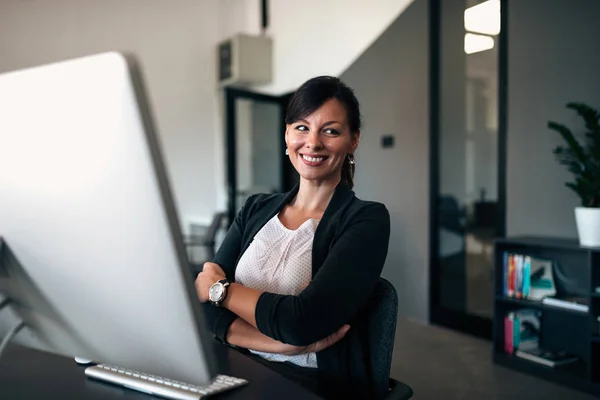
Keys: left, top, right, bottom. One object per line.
{"left": 495, "top": 296, "right": 589, "bottom": 315}
{"left": 493, "top": 236, "right": 600, "bottom": 397}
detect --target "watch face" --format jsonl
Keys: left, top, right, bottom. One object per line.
{"left": 210, "top": 283, "right": 224, "bottom": 301}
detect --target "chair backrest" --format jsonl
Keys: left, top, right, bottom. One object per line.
{"left": 366, "top": 277, "right": 399, "bottom": 399}
{"left": 204, "top": 212, "right": 226, "bottom": 259}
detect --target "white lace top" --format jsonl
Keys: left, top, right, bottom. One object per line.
{"left": 234, "top": 213, "right": 318, "bottom": 368}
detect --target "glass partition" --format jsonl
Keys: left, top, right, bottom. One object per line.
{"left": 431, "top": 0, "right": 505, "bottom": 337}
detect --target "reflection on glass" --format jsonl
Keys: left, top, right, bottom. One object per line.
{"left": 235, "top": 99, "right": 283, "bottom": 211}
{"left": 438, "top": 0, "right": 499, "bottom": 318}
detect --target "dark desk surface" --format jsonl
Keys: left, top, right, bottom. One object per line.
{"left": 0, "top": 344, "right": 322, "bottom": 399}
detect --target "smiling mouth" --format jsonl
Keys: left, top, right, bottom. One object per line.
{"left": 300, "top": 154, "right": 329, "bottom": 165}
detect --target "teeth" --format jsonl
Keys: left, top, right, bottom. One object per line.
{"left": 302, "top": 155, "right": 325, "bottom": 162}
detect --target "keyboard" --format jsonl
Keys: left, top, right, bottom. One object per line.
{"left": 85, "top": 364, "right": 248, "bottom": 400}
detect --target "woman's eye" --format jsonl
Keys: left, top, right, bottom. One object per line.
{"left": 324, "top": 128, "right": 340, "bottom": 135}
{"left": 295, "top": 125, "right": 308, "bottom": 132}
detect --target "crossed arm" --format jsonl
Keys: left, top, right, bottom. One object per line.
{"left": 196, "top": 202, "right": 389, "bottom": 353}
{"left": 196, "top": 268, "right": 349, "bottom": 355}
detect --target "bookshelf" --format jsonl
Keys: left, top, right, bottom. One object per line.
{"left": 493, "top": 236, "right": 600, "bottom": 397}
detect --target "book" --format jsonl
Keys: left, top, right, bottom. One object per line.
{"left": 504, "top": 309, "right": 540, "bottom": 354}
{"left": 523, "top": 257, "right": 531, "bottom": 298}
{"left": 508, "top": 254, "right": 515, "bottom": 296}
{"left": 502, "top": 253, "right": 556, "bottom": 300}
{"left": 504, "top": 313, "right": 514, "bottom": 354}
{"left": 515, "top": 347, "right": 578, "bottom": 368}
{"left": 516, "top": 255, "right": 523, "bottom": 298}
{"left": 542, "top": 296, "right": 589, "bottom": 312}
{"left": 503, "top": 252, "right": 508, "bottom": 297}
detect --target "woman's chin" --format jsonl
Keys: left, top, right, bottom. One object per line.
{"left": 298, "top": 172, "right": 340, "bottom": 185}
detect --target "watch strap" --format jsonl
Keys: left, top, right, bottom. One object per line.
{"left": 219, "top": 278, "right": 231, "bottom": 287}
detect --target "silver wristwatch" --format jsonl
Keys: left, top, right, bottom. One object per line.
{"left": 209, "top": 279, "right": 231, "bottom": 307}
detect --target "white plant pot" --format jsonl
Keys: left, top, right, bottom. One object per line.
{"left": 575, "top": 207, "right": 600, "bottom": 247}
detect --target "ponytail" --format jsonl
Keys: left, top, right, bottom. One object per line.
{"left": 341, "top": 154, "right": 355, "bottom": 189}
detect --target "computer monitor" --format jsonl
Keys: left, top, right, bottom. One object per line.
{"left": 0, "top": 52, "right": 220, "bottom": 387}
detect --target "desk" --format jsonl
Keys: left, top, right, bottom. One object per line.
{"left": 0, "top": 344, "right": 322, "bottom": 399}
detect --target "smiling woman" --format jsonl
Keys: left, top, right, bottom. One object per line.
{"left": 196, "top": 76, "right": 391, "bottom": 399}
{"left": 285, "top": 77, "right": 360, "bottom": 190}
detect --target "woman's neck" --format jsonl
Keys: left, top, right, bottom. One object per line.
{"left": 292, "top": 178, "right": 340, "bottom": 213}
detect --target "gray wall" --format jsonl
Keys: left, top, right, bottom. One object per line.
{"left": 507, "top": 0, "right": 600, "bottom": 237}
{"left": 341, "top": 0, "right": 430, "bottom": 322}
{"left": 439, "top": 0, "right": 467, "bottom": 203}
{"left": 338, "top": 0, "right": 600, "bottom": 322}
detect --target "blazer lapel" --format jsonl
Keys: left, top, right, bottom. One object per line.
{"left": 239, "top": 185, "right": 299, "bottom": 259}
{"left": 311, "top": 183, "right": 355, "bottom": 277}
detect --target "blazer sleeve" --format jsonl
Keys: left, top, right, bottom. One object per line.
{"left": 200, "top": 195, "right": 256, "bottom": 344}
{"left": 254, "top": 203, "right": 391, "bottom": 346}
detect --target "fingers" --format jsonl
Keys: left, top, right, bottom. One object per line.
{"left": 312, "top": 324, "right": 351, "bottom": 353}
{"left": 202, "top": 262, "right": 216, "bottom": 272}
{"left": 330, "top": 324, "right": 351, "bottom": 343}
{"left": 339, "top": 324, "right": 351, "bottom": 335}
{"left": 196, "top": 262, "right": 222, "bottom": 282}
{"left": 202, "top": 262, "right": 225, "bottom": 276}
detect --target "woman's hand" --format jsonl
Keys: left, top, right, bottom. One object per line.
{"left": 278, "top": 324, "right": 351, "bottom": 356}
{"left": 195, "top": 262, "right": 226, "bottom": 303}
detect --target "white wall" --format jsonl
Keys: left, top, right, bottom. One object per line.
{"left": 341, "top": 0, "right": 430, "bottom": 322}
{"left": 0, "top": 0, "right": 224, "bottom": 231}
{"left": 218, "top": 0, "right": 262, "bottom": 40}
{"left": 507, "top": 0, "right": 600, "bottom": 238}
{"left": 219, "top": 0, "right": 415, "bottom": 95}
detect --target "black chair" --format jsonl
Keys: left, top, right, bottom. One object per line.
{"left": 367, "top": 278, "right": 413, "bottom": 400}
{"left": 188, "top": 212, "right": 226, "bottom": 275}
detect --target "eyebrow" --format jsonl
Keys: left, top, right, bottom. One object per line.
{"left": 296, "top": 119, "right": 340, "bottom": 127}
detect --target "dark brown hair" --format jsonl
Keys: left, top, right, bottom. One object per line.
{"left": 285, "top": 76, "right": 361, "bottom": 188}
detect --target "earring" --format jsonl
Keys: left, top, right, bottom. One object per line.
{"left": 348, "top": 154, "right": 355, "bottom": 165}
{"left": 285, "top": 148, "right": 289, "bottom": 155}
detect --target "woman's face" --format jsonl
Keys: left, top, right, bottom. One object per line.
{"left": 285, "top": 98, "right": 359, "bottom": 185}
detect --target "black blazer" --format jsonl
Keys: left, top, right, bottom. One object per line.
{"left": 202, "top": 183, "right": 390, "bottom": 398}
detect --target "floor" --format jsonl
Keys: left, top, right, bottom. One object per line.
{"left": 391, "top": 318, "right": 598, "bottom": 400}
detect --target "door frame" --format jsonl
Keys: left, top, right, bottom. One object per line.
{"left": 428, "top": 0, "right": 508, "bottom": 339}
{"left": 224, "top": 87, "right": 294, "bottom": 225}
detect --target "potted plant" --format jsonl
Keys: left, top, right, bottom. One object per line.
{"left": 548, "top": 102, "right": 600, "bottom": 246}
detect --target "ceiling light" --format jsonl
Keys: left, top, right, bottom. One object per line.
{"left": 464, "top": 0, "right": 500, "bottom": 36}
{"left": 464, "top": 33, "right": 494, "bottom": 54}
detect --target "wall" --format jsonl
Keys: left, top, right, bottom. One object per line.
{"left": 218, "top": 0, "right": 261, "bottom": 40}
{"left": 218, "top": 0, "right": 415, "bottom": 95}
{"left": 507, "top": 0, "right": 600, "bottom": 237}
{"left": 0, "top": 0, "right": 223, "bottom": 231}
{"left": 439, "top": 0, "right": 467, "bottom": 203}
{"left": 341, "top": 0, "right": 430, "bottom": 322}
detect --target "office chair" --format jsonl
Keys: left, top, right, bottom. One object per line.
{"left": 188, "top": 212, "right": 226, "bottom": 275}
{"left": 367, "top": 278, "right": 414, "bottom": 400}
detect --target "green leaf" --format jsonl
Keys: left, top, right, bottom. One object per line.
{"left": 548, "top": 121, "right": 588, "bottom": 165}
{"left": 549, "top": 102, "right": 600, "bottom": 207}
{"left": 567, "top": 102, "right": 600, "bottom": 132}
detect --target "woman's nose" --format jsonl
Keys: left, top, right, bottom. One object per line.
{"left": 306, "top": 130, "right": 322, "bottom": 149}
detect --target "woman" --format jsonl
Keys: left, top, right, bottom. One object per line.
{"left": 196, "top": 76, "right": 390, "bottom": 399}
